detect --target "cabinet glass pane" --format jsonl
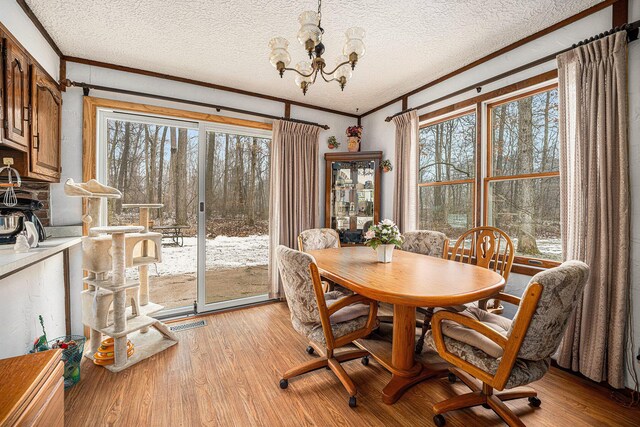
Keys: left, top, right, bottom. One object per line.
{"left": 329, "top": 159, "right": 376, "bottom": 244}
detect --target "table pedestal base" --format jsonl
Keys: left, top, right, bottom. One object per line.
{"left": 382, "top": 363, "right": 449, "bottom": 404}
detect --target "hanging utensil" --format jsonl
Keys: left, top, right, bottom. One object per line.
{"left": 0, "top": 158, "right": 22, "bottom": 207}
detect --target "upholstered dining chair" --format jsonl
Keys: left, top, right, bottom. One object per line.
{"left": 425, "top": 260, "right": 590, "bottom": 427}
{"left": 385, "top": 230, "right": 448, "bottom": 330}
{"left": 276, "top": 245, "right": 378, "bottom": 407}
{"left": 298, "top": 227, "right": 341, "bottom": 252}
{"left": 298, "top": 228, "right": 341, "bottom": 293}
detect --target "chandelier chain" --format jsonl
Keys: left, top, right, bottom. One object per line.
{"left": 317, "top": 0, "right": 323, "bottom": 29}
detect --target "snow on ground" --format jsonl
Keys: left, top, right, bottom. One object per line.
{"left": 510, "top": 238, "right": 562, "bottom": 260}
{"left": 139, "top": 235, "right": 269, "bottom": 277}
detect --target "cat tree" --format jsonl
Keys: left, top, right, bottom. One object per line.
{"left": 64, "top": 179, "right": 177, "bottom": 372}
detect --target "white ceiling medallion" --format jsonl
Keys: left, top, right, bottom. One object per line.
{"left": 268, "top": 0, "right": 366, "bottom": 95}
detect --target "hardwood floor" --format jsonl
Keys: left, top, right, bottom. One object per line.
{"left": 65, "top": 302, "right": 638, "bottom": 426}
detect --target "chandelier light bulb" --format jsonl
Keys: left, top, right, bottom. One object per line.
{"left": 333, "top": 55, "right": 353, "bottom": 81}
{"left": 343, "top": 27, "right": 366, "bottom": 61}
{"left": 268, "top": 37, "right": 291, "bottom": 72}
{"left": 297, "top": 11, "right": 321, "bottom": 50}
{"left": 294, "top": 61, "right": 313, "bottom": 87}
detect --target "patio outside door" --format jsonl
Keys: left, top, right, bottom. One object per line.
{"left": 196, "top": 124, "right": 272, "bottom": 312}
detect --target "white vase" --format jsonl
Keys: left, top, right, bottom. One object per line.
{"left": 376, "top": 244, "right": 395, "bottom": 263}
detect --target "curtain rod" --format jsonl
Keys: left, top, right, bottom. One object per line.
{"left": 384, "top": 20, "right": 640, "bottom": 122}
{"left": 62, "top": 80, "right": 331, "bottom": 130}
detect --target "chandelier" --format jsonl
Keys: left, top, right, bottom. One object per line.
{"left": 268, "top": 0, "right": 366, "bottom": 95}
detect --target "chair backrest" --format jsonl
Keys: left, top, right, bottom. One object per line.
{"left": 276, "top": 245, "right": 323, "bottom": 326}
{"left": 298, "top": 228, "right": 341, "bottom": 252}
{"left": 509, "top": 260, "right": 590, "bottom": 361}
{"left": 401, "top": 230, "right": 448, "bottom": 258}
{"left": 449, "top": 226, "right": 515, "bottom": 281}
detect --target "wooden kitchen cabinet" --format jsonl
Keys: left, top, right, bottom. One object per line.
{"left": 3, "top": 36, "right": 31, "bottom": 151}
{"left": 0, "top": 23, "right": 62, "bottom": 182}
{"left": 30, "top": 66, "right": 62, "bottom": 180}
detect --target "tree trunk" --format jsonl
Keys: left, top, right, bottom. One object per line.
{"left": 248, "top": 137, "right": 257, "bottom": 226}
{"left": 205, "top": 132, "right": 216, "bottom": 221}
{"left": 148, "top": 125, "right": 160, "bottom": 203}
{"left": 175, "top": 129, "right": 188, "bottom": 225}
{"left": 156, "top": 126, "right": 167, "bottom": 220}
{"left": 516, "top": 97, "right": 540, "bottom": 255}
{"left": 222, "top": 134, "right": 230, "bottom": 217}
{"left": 236, "top": 136, "right": 245, "bottom": 218}
{"left": 116, "top": 121, "right": 132, "bottom": 214}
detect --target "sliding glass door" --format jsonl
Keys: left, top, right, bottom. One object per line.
{"left": 98, "top": 110, "right": 272, "bottom": 316}
{"left": 196, "top": 124, "right": 272, "bottom": 312}
{"left": 99, "top": 111, "right": 199, "bottom": 315}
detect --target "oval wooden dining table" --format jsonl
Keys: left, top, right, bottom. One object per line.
{"left": 307, "top": 246, "right": 505, "bottom": 404}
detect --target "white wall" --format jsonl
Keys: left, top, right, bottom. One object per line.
{"left": 0, "top": 253, "right": 67, "bottom": 358}
{"left": 363, "top": 4, "right": 640, "bottom": 389}
{"left": 0, "top": 0, "right": 59, "bottom": 79}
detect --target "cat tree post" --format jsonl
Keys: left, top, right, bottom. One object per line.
{"left": 122, "top": 203, "right": 163, "bottom": 307}
{"left": 91, "top": 225, "right": 144, "bottom": 368}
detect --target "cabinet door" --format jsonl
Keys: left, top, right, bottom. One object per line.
{"left": 31, "top": 66, "right": 62, "bottom": 180}
{"left": 0, "top": 35, "right": 5, "bottom": 141}
{"left": 4, "top": 39, "right": 30, "bottom": 150}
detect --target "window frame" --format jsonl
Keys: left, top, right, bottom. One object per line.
{"left": 417, "top": 80, "right": 561, "bottom": 275}
{"left": 418, "top": 108, "right": 478, "bottom": 234}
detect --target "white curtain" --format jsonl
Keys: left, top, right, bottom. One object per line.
{"left": 268, "top": 120, "right": 321, "bottom": 299}
{"left": 392, "top": 110, "right": 419, "bottom": 232}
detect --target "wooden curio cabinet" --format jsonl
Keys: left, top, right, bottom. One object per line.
{"left": 324, "top": 151, "right": 382, "bottom": 245}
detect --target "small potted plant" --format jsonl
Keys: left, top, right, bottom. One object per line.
{"left": 364, "top": 219, "right": 403, "bottom": 263}
{"left": 327, "top": 136, "right": 339, "bottom": 149}
{"left": 346, "top": 125, "right": 363, "bottom": 152}
{"left": 381, "top": 159, "right": 393, "bottom": 173}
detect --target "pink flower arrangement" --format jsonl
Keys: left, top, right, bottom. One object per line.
{"left": 346, "top": 125, "right": 363, "bottom": 139}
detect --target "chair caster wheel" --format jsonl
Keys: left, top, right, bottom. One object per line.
{"left": 433, "top": 414, "right": 446, "bottom": 426}
{"left": 361, "top": 356, "right": 369, "bottom": 366}
{"left": 349, "top": 396, "right": 357, "bottom": 407}
{"left": 306, "top": 346, "right": 314, "bottom": 355}
{"left": 528, "top": 396, "right": 541, "bottom": 407}
{"left": 482, "top": 403, "right": 490, "bottom": 409}
{"left": 447, "top": 373, "right": 457, "bottom": 383}
{"left": 279, "top": 379, "right": 288, "bottom": 389}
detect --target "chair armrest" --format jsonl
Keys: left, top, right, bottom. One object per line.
{"left": 431, "top": 310, "right": 507, "bottom": 386}
{"left": 495, "top": 292, "right": 521, "bottom": 307}
{"left": 326, "top": 294, "right": 370, "bottom": 316}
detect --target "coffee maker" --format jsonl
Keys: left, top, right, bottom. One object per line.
{"left": 0, "top": 191, "right": 47, "bottom": 245}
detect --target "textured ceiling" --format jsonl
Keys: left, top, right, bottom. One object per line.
{"left": 26, "top": 0, "right": 601, "bottom": 114}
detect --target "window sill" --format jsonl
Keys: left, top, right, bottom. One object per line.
{"left": 511, "top": 260, "right": 560, "bottom": 276}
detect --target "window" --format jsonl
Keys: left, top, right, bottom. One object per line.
{"left": 418, "top": 112, "right": 476, "bottom": 239}
{"left": 486, "top": 86, "right": 560, "bottom": 263}
{"left": 418, "top": 84, "right": 561, "bottom": 269}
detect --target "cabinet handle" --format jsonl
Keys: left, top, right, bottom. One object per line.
{"left": 33, "top": 133, "right": 39, "bottom": 150}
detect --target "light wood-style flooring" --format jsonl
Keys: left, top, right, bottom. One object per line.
{"left": 64, "top": 302, "right": 639, "bottom": 426}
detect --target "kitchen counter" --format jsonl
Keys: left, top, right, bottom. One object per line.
{"left": 0, "top": 237, "right": 81, "bottom": 279}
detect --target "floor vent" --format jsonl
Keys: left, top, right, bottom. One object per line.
{"left": 169, "top": 319, "right": 207, "bottom": 332}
